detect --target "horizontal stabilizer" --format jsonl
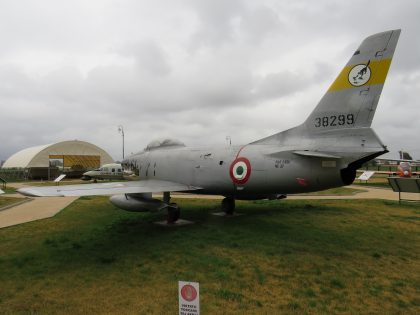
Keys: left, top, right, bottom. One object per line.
{"left": 18, "top": 180, "right": 201, "bottom": 197}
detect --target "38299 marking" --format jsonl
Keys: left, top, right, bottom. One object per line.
{"left": 314, "top": 114, "right": 354, "bottom": 128}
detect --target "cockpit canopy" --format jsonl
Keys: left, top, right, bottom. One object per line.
{"left": 145, "top": 138, "right": 185, "bottom": 151}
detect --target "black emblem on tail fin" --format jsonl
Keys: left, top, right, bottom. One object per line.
{"left": 348, "top": 60, "right": 371, "bottom": 86}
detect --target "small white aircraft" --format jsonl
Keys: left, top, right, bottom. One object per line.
{"left": 81, "top": 163, "right": 125, "bottom": 181}
{"left": 372, "top": 152, "right": 419, "bottom": 178}
{"left": 18, "top": 30, "right": 401, "bottom": 223}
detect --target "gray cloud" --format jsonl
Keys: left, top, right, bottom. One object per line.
{"left": 0, "top": 0, "right": 419, "bottom": 162}
{"left": 187, "top": 0, "right": 246, "bottom": 50}
{"left": 255, "top": 70, "right": 312, "bottom": 100}
{"left": 120, "top": 40, "right": 172, "bottom": 76}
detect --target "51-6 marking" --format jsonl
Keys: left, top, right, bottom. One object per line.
{"left": 315, "top": 114, "right": 354, "bottom": 128}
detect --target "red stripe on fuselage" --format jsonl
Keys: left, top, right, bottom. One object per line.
{"left": 235, "top": 145, "right": 247, "bottom": 159}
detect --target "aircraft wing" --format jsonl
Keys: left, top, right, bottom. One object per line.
{"left": 17, "top": 180, "right": 201, "bottom": 197}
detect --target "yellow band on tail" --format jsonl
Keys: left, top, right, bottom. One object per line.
{"left": 328, "top": 58, "right": 392, "bottom": 92}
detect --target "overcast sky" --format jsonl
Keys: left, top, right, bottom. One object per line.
{"left": 1, "top": 0, "right": 419, "bottom": 162}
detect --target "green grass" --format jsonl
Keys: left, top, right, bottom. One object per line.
{"left": 1, "top": 187, "right": 17, "bottom": 194}
{"left": 0, "top": 198, "right": 419, "bottom": 314}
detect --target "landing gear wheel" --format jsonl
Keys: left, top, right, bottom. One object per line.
{"left": 221, "top": 197, "right": 235, "bottom": 215}
{"left": 167, "top": 203, "right": 180, "bottom": 224}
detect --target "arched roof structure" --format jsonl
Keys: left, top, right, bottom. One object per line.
{"left": 2, "top": 140, "right": 114, "bottom": 168}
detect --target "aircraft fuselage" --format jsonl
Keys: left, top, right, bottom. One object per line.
{"left": 124, "top": 144, "right": 347, "bottom": 199}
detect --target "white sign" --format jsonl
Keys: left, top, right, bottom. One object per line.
{"left": 54, "top": 174, "right": 67, "bottom": 182}
{"left": 357, "top": 171, "right": 375, "bottom": 181}
{"left": 179, "top": 281, "right": 199, "bottom": 315}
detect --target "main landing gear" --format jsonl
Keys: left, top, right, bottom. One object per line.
{"left": 164, "top": 192, "right": 181, "bottom": 224}
{"left": 162, "top": 193, "right": 237, "bottom": 223}
{"left": 221, "top": 197, "right": 235, "bottom": 215}
{"left": 167, "top": 203, "right": 180, "bottom": 224}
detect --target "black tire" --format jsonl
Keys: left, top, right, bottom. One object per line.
{"left": 221, "top": 197, "right": 235, "bottom": 215}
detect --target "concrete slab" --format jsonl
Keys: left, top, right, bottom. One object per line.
{"left": 0, "top": 196, "right": 78, "bottom": 229}
{"left": 212, "top": 212, "right": 244, "bottom": 217}
{"left": 154, "top": 219, "right": 194, "bottom": 227}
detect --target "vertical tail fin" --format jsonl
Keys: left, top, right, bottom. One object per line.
{"left": 399, "top": 150, "right": 413, "bottom": 160}
{"left": 304, "top": 29, "right": 401, "bottom": 132}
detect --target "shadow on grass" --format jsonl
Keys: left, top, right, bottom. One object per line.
{"left": 2, "top": 197, "right": 394, "bottom": 276}
{"left": 2, "top": 198, "right": 416, "bottom": 274}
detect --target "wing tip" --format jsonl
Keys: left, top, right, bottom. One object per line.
{"left": 17, "top": 188, "right": 40, "bottom": 197}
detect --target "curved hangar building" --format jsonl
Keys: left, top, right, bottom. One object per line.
{"left": 2, "top": 140, "right": 114, "bottom": 179}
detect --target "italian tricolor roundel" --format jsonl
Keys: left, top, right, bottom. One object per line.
{"left": 229, "top": 157, "right": 251, "bottom": 185}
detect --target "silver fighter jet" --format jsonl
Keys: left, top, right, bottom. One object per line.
{"left": 19, "top": 30, "right": 401, "bottom": 223}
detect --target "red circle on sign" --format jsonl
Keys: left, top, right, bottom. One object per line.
{"left": 229, "top": 157, "right": 251, "bottom": 185}
{"left": 181, "top": 284, "right": 197, "bottom": 302}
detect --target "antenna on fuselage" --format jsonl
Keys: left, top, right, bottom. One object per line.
{"left": 226, "top": 136, "right": 232, "bottom": 146}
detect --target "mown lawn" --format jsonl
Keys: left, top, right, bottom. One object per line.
{"left": 1, "top": 187, "right": 17, "bottom": 194}
{"left": 0, "top": 197, "right": 419, "bottom": 314}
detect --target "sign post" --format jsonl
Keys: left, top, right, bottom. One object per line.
{"left": 179, "top": 281, "right": 200, "bottom": 315}
{"left": 54, "top": 174, "right": 67, "bottom": 186}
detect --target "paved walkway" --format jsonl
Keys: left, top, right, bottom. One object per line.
{"left": 0, "top": 194, "right": 78, "bottom": 229}
{"left": 289, "top": 185, "right": 401, "bottom": 200}
{"left": 293, "top": 185, "right": 419, "bottom": 201}
{"left": 171, "top": 185, "right": 418, "bottom": 201}
{"left": 0, "top": 184, "right": 417, "bottom": 229}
